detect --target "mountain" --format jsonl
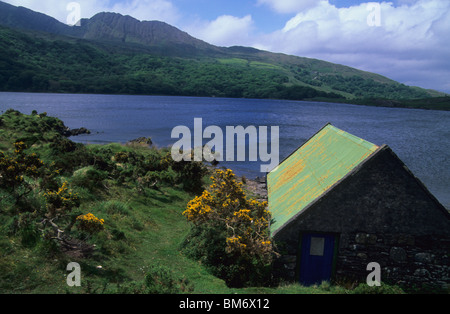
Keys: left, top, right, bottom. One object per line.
{"left": 80, "top": 12, "right": 216, "bottom": 52}
{"left": 0, "top": 0, "right": 447, "bottom": 106}
{"left": 0, "top": 1, "right": 217, "bottom": 54}
{"left": 0, "top": 1, "right": 77, "bottom": 36}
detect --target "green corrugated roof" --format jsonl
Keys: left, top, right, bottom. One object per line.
{"left": 267, "top": 124, "right": 379, "bottom": 235}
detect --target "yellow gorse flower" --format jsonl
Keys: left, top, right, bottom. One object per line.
{"left": 76, "top": 213, "right": 105, "bottom": 234}
{"left": 77, "top": 212, "right": 104, "bottom": 224}
{"left": 43, "top": 181, "right": 80, "bottom": 217}
{"left": 183, "top": 190, "right": 213, "bottom": 222}
{"left": 233, "top": 209, "right": 252, "bottom": 221}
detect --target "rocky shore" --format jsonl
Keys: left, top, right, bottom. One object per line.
{"left": 61, "top": 126, "right": 91, "bottom": 137}
{"left": 242, "top": 175, "right": 268, "bottom": 202}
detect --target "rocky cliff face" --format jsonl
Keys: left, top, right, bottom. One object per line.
{"left": 79, "top": 12, "right": 214, "bottom": 51}
{"left": 0, "top": 1, "right": 216, "bottom": 53}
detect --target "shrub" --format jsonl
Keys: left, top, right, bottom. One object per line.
{"left": 161, "top": 151, "right": 207, "bottom": 193}
{"left": 17, "top": 214, "right": 41, "bottom": 248}
{"left": 114, "top": 151, "right": 129, "bottom": 164}
{"left": 0, "top": 141, "right": 44, "bottom": 205}
{"left": 48, "top": 138, "right": 93, "bottom": 174}
{"left": 144, "top": 150, "right": 166, "bottom": 171}
{"left": 182, "top": 168, "right": 277, "bottom": 287}
{"left": 43, "top": 181, "right": 80, "bottom": 218}
{"left": 144, "top": 264, "right": 193, "bottom": 294}
{"left": 76, "top": 213, "right": 105, "bottom": 234}
{"left": 50, "top": 137, "right": 77, "bottom": 153}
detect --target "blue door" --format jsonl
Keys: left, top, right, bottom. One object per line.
{"left": 299, "top": 233, "right": 336, "bottom": 285}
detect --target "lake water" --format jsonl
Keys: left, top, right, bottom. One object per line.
{"left": 0, "top": 92, "right": 449, "bottom": 209}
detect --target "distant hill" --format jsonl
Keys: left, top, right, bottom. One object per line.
{"left": 0, "top": 1, "right": 75, "bottom": 35}
{"left": 0, "top": 0, "right": 447, "bottom": 107}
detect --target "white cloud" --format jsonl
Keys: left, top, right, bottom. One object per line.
{"left": 396, "top": 0, "right": 421, "bottom": 5}
{"left": 111, "top": 0, "right": 180, "bottom": 24}
{"left": 257, "top": 0, "right": 319, "bottom": 14}
{"left": 184, "top": 15, "right": 254, "bottom": 47}
{"left": 2, "top": 0, "right": 180, "bottom": 24}
{"left": 251, "top": 0, "right": 450, "bottom": 93}
{"left": 3, "top": 0, "right": 110, "bottom": 22}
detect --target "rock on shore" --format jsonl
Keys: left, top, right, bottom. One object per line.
{"left": 242, "top": 176, "right": 267, "bottom": 202}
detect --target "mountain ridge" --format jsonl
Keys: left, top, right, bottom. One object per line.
{"left": 79, "top": 12, "right": 217, "bottom": 52}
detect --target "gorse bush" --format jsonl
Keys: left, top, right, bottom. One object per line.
{"left": 0, "top": 137, "right": 98, "bottom": 250}
{"left": 49, "top": 141, "right": 92, "bottom": 174}
{"left": 43, "top": 181, "right": 80, "bottom": 218}
{"left": 162, "top": 150, "right": 208, "bottom": 193}
{"left": 76, "top": 213, "right": 105, "bottom": 234}
{"left": 182, "top": 169, "right": 277, "bottom": 287}
{"left": 85, "top": 144, "right": 202, "bottom": 192}
{"left": 0, "top": 141, "right": 44, "bottom": 204}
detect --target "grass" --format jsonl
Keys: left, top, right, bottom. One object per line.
{"left": 0, "top": 181, "right": 229, "bottom": 294}
{"left": 0, "top": 170, "right": 405, "bottom": 294}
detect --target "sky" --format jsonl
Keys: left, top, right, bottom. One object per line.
{"left": 3, "top": 0, "right": 450, "bottom": 93}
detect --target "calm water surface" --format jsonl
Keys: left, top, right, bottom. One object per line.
{"left": 1, "top": 92, "right": 449, "bottom": 209}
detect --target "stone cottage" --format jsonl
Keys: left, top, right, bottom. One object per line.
{"left": 267, "top": 123, "right": 450, "bottom": 289}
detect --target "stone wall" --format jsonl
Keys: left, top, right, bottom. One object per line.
{"left": 336, "top": 232, "right": 450, "bottom": 290}
{"left": 273, "top": 232, "right": 450, "bottom": 291}
{"left": 273, "top": 254, "right": 297, "bottom": 282}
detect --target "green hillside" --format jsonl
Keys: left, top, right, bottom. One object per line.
{"left": 0, "top": 24, "right": 439, "bottom": 102}
{"left": 0, "top": 25, "right": 339, "bottom": 99}
{"left": 0, "top": 0, "right": 447, "bottom": 108}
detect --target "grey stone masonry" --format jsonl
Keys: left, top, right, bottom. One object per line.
{"left": 336, "top": 232, "right": 450, "bottom": 290}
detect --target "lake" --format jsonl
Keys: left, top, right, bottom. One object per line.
{"left": 0, "top": 92, "right": 449, "bottom": 209}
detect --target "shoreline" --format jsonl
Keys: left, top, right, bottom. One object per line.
{"left": 1, "top": 91, "right": 449, "bottom": 112}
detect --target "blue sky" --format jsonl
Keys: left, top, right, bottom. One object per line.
{"left": 3, "top": 0, "right": 450, "bottom": 93}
